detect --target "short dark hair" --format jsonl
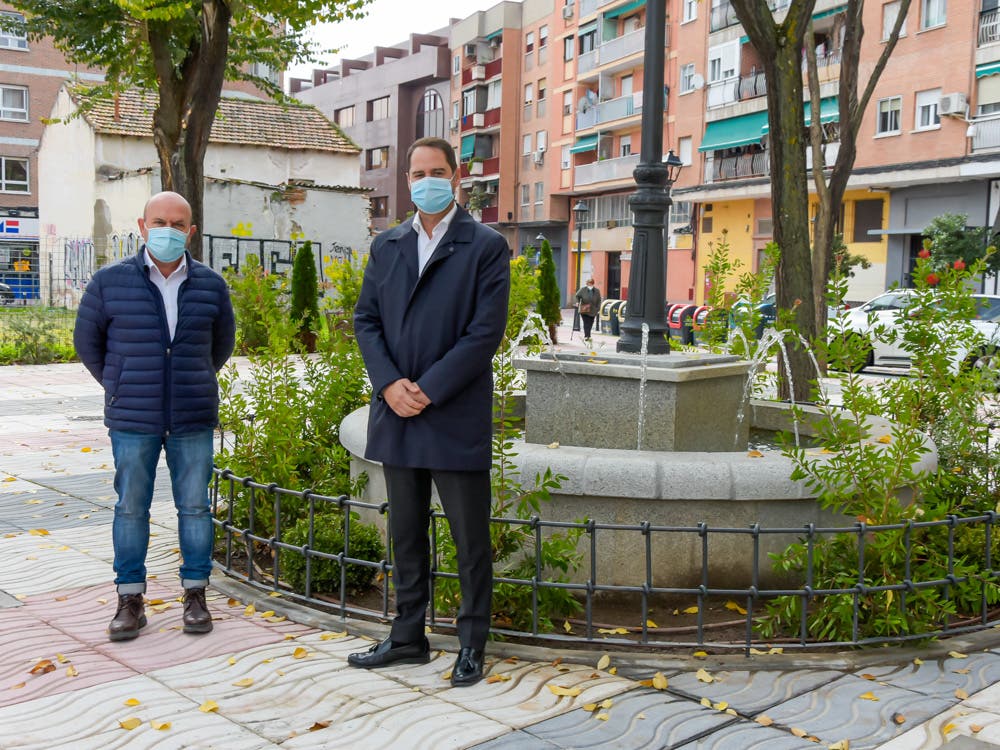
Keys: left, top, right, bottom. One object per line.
{"left": 406, "top": 137, "right": 458, "bottom": 174}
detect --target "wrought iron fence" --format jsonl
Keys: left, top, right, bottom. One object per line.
{"left": 211, "top": 468, "right": 1000, "bottom": 655}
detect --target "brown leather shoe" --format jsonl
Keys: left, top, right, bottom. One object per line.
{"left": 182, "top": 587, "right": 213, "bottom": 634}
{"left": 108, "top": 593, "right": 146, "bottom": 641}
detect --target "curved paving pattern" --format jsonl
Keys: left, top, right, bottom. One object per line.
{"left": 6, "top": 362, "right": 1000, "bottom": 749}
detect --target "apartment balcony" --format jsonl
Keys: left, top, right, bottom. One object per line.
{"left": 481, "top": 206, "right": 499, "bottom": 224}
{"left": 578, "top": 26, "right": 648, "bottom": 76}
{"left": 573, "top": 153, "right": 641, "bottom": 187}
{"left": 738, "top": 70, "right": 767, "bottom": 100}
{"left": 708, "top": 70, "right": 768, "bottom": 108}
{"left": 460, "top": 156, "right": 501, "bottom": 179}
{"left": 485, "top": 57, "right": 503, "bottom": 79}
{"left": 972, "top": 114, "right": 1000, "bottom": 151}
{"left": 980, "top": 9, "right": 1000, "bottom": 46}
{"left": 460, "top": 107, "right": 502, "bottom": 133}
{"left": 805, "top": 141, "right": 840, "bottom": 169}
{"left": 706, "top": 149, "right": 770, "bottom": 182}
{"left": 710, "top": 1, "right": 740, "bottom": 32}
{"left": 576, "top": 93, "right": 642, "bottom": 130}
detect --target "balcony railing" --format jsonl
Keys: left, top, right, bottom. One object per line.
{"left": 707, "top": 78, "right": 739, "bottom": 108}
{"left": 460, "top": 156, "right": 500, "bottom": 179}
{"left": 575, "top": 93, "right": 642, "bottom": 129}
{"left": 973, "top": 114, "right": 1000, "bottom": 151}
{"left": 485, "top": 57, "right": 503, "bottom": 79}
{"left": 710, "top": 0, "right": 740, "bottom": 32}
{"left": 573, "top": 153, "right": 641, "bottom": 187}
{"left": 980, "top": 9, "right": 1000, "bottom": 45}
{"left": 459, "top": 107, "right": 501, "bottom": 133}
{"left": 802, "top": 47, "right": 843, "bottom": 71}
{"left": 805, "top": 140, "right": 840, "bottom": 170}
{"left": 578, "top": 26, "right": 663, "bottom": 76}
{"left": 480, "top": 205, "right": 499, "bottom": 224}
{"left": 712, "top": 150, "right": 769, "bottom": 181}
{"left": 738, "top": 69, "right": 767, "bottom": 100}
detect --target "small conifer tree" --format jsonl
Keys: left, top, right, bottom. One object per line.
{"left": 536, "top": 239, "right": 562, "bottom": 344}
{"left": 290, "top": 240, "right": 320, "bottom": 351}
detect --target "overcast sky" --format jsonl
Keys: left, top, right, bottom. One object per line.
{"left": 287, "top": 0, "right": 504, "bottom": 81}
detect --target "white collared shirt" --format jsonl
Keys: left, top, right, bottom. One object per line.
{"left": 143, "top": 248, "right": 188, "bottom": 340}
{"left": 412, "top": 202, "right": 458, "bottom": 276}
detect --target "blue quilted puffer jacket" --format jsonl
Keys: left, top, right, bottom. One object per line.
{"left": 73, "top": 250, "right": 236, "bottom": 435}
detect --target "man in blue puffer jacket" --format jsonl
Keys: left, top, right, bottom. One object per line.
{"left": 74, "top": 191, "right": 235, "bottom": 642}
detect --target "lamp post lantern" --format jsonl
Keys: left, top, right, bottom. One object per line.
{"left": 571, "top": 200, "right": 589, "bottom": 335}
{"left": 617, "top": 0, "right": 682, "bottom": 354}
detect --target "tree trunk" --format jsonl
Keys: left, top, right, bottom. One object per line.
{"left": 147, "top": 0, "right": 231, "bottom": 261}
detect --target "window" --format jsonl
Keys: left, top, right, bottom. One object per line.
{"left": 535, "top": 182, "right": 544, "bottom": 205}
{"left": 462, "top": 88, "right": 478, "bottom": 116}
{"left": 579, "top": 29, "right": 597, "bottom": 55}
{"left": 520, "top": 184, "right": 530, "bottom": 205}
{"left": 921, "top": 0, "right": 946, "bottom": 29}
{"left": 453, "top": 55, "right": 460, "bottom": 75}
{"left": 0, "top": 156, "right": 28, "bottom": 193}
{"left": 682, "top": 0, "right": 697, "bottom": 22}
{"left": 525, "top": 31, "right": 535, "bottom": 53}
{"left": 367, "top": 96, "right": 390, "bottom": 121}
{"left": 452, "top": 101, "right": 460, "bottom": 120}
{"left": 523, "top": 134, "right": 533, "bottom": 155}
{"left": 334, "top": 105, "right": 355, "bottom": 128}
{"left": 623, "top": 14, "right": 642, "bottom": 34}
{"left": 670, "top": 201, "right": 692, "bottom": 227}
{"left": 0, "top": 12, "right": 27, "bottom": 50}
{"left": 621, "top": 75, "right": 633, "bottom": 98}
{"left": 537, "top": 78, "right": 547, "bottom": 101}
{"left": 250, "top": 62, "right": 280, "bottom": 85}
{"left": 882, "top": 0, "right": 906, "bottom": 39}
{"left": 370, "top": 196, "right": 388, "bottom": 218}
{"left": 0, "top": 85, "right": 28, "bottom": 122}
{"left": 708, "top": 41, "right": 738, "bottom": 82}
{"left": 487, "top": 80, "right": 502, "bottom": 110}
{"left": 536, "top": 130, "right": 547, "bottom": 151}
{"left": 366, "top": 146, "right": 389, "bottom": 170}
{"left": 564, "top": 36, "right": 575, "bottom": 61}
{"left": 853, "top": 199, "right": 884, "bottom": 243}
{"left": 876, "top": 96, "right": 902, "bottom": 134}
{"left": 563, "top": 90, "right": 573, "bottom": 115}
{"left": 620, "top": 135, "right": 632, "bottom": 158}
{"left": 561, "top": 144, "right": 571, "bottom": 169}
{"left": 678, "top": 136, "right": 693, "bottom": 166}
{"left": 524, "top": 83, "right": 534, "bottom": 103}
{"left": 539, "top": 25, "right": 549, "bottom": 48}
{"left": 680, "top": 63, "right": 696, "bottom": 94}
{"left": 915, "top": 88, "right": 941, "bottom": 130}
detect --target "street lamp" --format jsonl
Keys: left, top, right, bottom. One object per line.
{"left": 617, "top": 0, "right": 681, "bottom": 354}
{"left": 571, "top": 200, "right": 589, "bottom": 336}
{"left": 533, "top": 232, "right": 545, "bottom": 267}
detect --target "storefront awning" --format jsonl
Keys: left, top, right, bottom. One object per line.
{"left": 570, "top": 134, "right": 600, "bottom": 153}
{"left": 460, "top": 135, "right": 475, "bottom": 161}
{"left": 761, "top": 97, "right": 839, "bottom": 134}
{"left": 698, "top": 110, "right": 769, "bottom": 152}
{"left": 977, "top": 61, "right": 1000, "bottom": 78}
{"left": 604, "top": 0, "right": 644, "bottom": 19}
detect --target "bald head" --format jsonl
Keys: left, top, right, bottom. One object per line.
{"left": 143, "top": 191, "right": 192, "bottom": 224}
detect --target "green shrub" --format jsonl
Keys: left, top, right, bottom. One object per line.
{"left": 536, "top": 240, "right": 562, "bottom": 344}
{"left": 223, "top": 255, "right": 287, "bottom": 354}
{"left": 280, "top": 511, "right": 385, "bottom": 594}
{"left": 290, "top": 241, "right": 319, "bottom": 351}
{"left": 0, "top": 308, "right": 77, "bottom": 364}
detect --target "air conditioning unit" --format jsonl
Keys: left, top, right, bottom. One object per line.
{"left": 939, "top": 92, "right": 968, "bottom": 116}
{"left": 533, "top": 150, "right": 545, "bottom": 164}
{"left": 490, "top": 36, "right": 501, "bottom": 48}
{"left": 562, "top": 3, "right": 574, "bottom": 19}
{"left": 464, "top": 43, "right": 478, "bottom": 58}
{"left": 449, "top": 118, "right": 459, "bottom": 132}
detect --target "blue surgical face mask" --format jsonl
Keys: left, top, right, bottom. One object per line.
{"left": 146, "top": 226, "right": 188, "bottom": 263}
{"left": 410, "top": 176, "right": 455, "bottom": 214}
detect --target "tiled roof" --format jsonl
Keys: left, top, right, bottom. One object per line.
{"left": 71, "top": 88, "right": 359, "bottom": 154}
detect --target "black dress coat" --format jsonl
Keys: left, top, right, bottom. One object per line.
{"left": 354, "top": 206, "right": 510, "bottom": 471}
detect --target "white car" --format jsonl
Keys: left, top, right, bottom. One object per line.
{"left": 834, "top": 289, "right": 1000, "bottom": 374}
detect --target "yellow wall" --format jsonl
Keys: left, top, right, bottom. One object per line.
{"left": 694, "top": 198, "right": 757, "bottom": 305}
{"left": 810, "top": 189, "right": 889, "bottom": 302}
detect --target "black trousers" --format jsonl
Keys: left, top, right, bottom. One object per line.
{"left": 581, "top": 313, "right": 595, "bottom": 338}
{"left": 383, "top": 465, "right": 493, "bottom": 650}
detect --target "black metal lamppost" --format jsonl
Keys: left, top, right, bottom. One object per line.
{"left": 617, "top": 0, "right": 683, "bottom": 354}
{"left": 571, "top": 200, "right": 589, "bottom": 334}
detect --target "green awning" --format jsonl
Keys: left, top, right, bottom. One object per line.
{"left": 485, "top": 29, "right": 503, "bottom": 41}
{"left": 977, "top": 61, "right": 1000, "bottom": 78}
{"left": 761, "top": 97, "right": 839, "bottom": 134}
{"left": 605, "top": 0, "right": 645, "bottom": 19}
{"left": 812, "top": 4, "right": 846, "bottom": 21}
{"left": 698, "top": 110, "right": 769, "bottom": 152}
{"left": 578, "top": 22, "right": 598, "bottom": 36}
{"left": 460, "top": 135, "right": 475, "bottom": 161}
{"left": 570, "top": 134, "right": 600, "bottom": 153}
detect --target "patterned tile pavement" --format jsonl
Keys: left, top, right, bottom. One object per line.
{"left": 6, "top": 361, "right": 1000, "bottom": 748}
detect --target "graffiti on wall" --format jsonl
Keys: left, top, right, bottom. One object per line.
{"left": 107, "top": 232, "right": 142, "bottom": 263}
{"left": 63, "top": 238, "right": 95, "bottom": 291}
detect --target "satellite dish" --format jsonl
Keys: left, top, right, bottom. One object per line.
{"left": 691, "top": 73, "right": 705, "bottom": 90}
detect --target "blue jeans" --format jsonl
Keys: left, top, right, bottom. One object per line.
{"left": 110, "top": 429, "right": 215, "bottom": 594}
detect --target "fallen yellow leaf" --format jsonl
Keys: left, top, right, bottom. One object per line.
{"left": 943, "top": 722, "right": 956, "bottom": 734}
{"left": 28, "top": 529, "right": 49, "bottom": 536}
{"left": 124, "top": 698, "right": 141, "bottom": 706}
{"left": 259, "top": 610, "right": 275, "bottom": 618}
{"left": 652, "top": 672, "right": 668, "bottom": 690}
{"left": 877, "top": 435, "right": 892, "bottom": 444}
{"left": 199, "top": 700, "right": 219, "bottom": 713}
{"left": 971, "top": 724, "right": 984, "bottom": 733}
{"left": 956, "top": 688, "right": 969, "bottom": 700}
{"left": 596, "top": 627, "right": 629, "bottom": 635}
{"left": 692, "top": 650, "right": 708, "bottom": 658}
{"left": 724, "top": 601, "right": 748, "bottom": 615}
{"left": 293, "top": 647, "right": 309, "bottom": 659}
{"left": 2, "top": 476, "right": 15, "bottom": 482}
{"left": 828, "top": 741, "right": 850, "bottom": 750}
{"left": 914, "top": 658, "right": 923, "bottom": 665}
{"left": 601, "top": 699, "right": 613, "bottom": 709}
{"left": 609, "top": 666, "right": 617, "bottom": 675}
{"left": 954, "top": 668, "right": 971, "bottom": 675}
{"left": 892, "top": 713, "right": 906, "bottom": 724}
{"left": 81, "top": 447, "right": 92, "bottom": 453}
{"left": 119, "top": 717, "right": 142, "bottom": 730}
{"left": 232, "top": 677, "right": 254, "bottom": 687}
{"left": 948, "top": 651, "right": 968, "bottom": 659}
{"left": 319, "top": 631, "right": 348, "bottom": 640}
{"left": 266, "top": 616, "right": 286, "bottom": 623}
{"left": 700, "top": 697, "right": 712, "bottom": 707}
{"left": 29, "top": 659, "right": 55, "bottom": 675}
{"left": 747, "top": 449, "right": 764, "bottom": 458}
{"left": 547, "top": 684, "right": 582, "bottom": 697}
{"left": 749, "top": 648, "right": 768, "bottom": 655}
{"left": 768, "top": 647, "right": 784, "bottom": 655}
{"left": 442, "top": 670, "right": 453, "bottom": 680}
{"left": 227, "top": 598, "right": 240, "bottom": 607}
{"left": 583, "top": 703, "right": 597, "bottom": 711}
{"left": 714, "top": 701, "right": 729, "bottom": 711}
{"left": 646, "top": 619, "right": 658, "bottom": 628}
{"left": 563, "top": 620, "right": 573, "bottom": 633}
{"left": 756, "top": 715, "right": 774, "bottom": 727}
{"left": 595, "top": 713, "right": 609, "bottom": 721}
{"left": 309, "top": 721, "right": 330, "bottom": 731}
{"left": 486, "top": 674, "right": 512, "bottom": 683}
{"left": 696, "top": 668, "right": 714, "bottom": 683}
{"left": 858, "top": 691, "right": 879, "bottom": 701}
{"left": 268, "top": 592, "right": 282, "bottom": 598}
{"left": 547, "top": 441, "right": 560, "bottom": 449}
{"left": 55, "top": 653, "right": 68, "bottom": 664}
{"left": 596, "top": 654, "right": 610, "bottom": 671}
{"left": 683, "top": 606, "right": 699, "bottom": 614}
{"left": 150, "top": 720, "right": 171, "bottom": 731}
{"left": 790, "top": 727, "right": 807, "bottom": 737}
{"left": 860, "top": 673, "right": 875, "bottom": 680}
{"left": 9, "top": 682, "right": 24, "bottom": 689}
{"left": 227, "top": 657, "right": 237, "bottom": 666}
{"left": 66, "top": 665, "right": 78, "bottom": 677}
{"left": 243, "top": 604, "right": 255, "bottom": 617}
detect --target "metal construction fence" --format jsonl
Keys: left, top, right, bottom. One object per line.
{"left": 211, "top": 468, "right": 1000, "bottom": 655}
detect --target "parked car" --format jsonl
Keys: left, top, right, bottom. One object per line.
{"left": 833, "top": 289, "right": 1000, "bottom": 375}
{"left": 0, "top": 282, "right": 14, "bottom": 305}
{"left": 731, "top": 292, "right": 847, "bottom": 339}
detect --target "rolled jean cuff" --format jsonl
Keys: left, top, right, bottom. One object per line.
{"left": 182, "top": 578, "right": 209, "bottom": 590}
{"left": 117, "top": 582, "right": 146, "bottom": 595}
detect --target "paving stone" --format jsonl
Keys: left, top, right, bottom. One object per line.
{"left": 666, "top": 666, "right": 844, "bottom": 715}
{"left": 0, "top": 644, "right": 139, "bottom": 709}
{"left": 858, "top": 650, "right": 1000, "bottom": 702}
{"left": 876, "top": 706, "right": 1000, "bottom": 749}
{"left": 759, "top": 673, "right": 956, "bottom": 749}
{"left": 0, "top": 589, "right": 22, "bottom": 609}
{"left": 0, "top": 489, "right": 111, "bottom": 531}
{"left": 0, "top": 533, "right": 115, "bottom": 596}
{"left": 470, "top": 731, "right": 562, "bottom": 749}
{"left": 0, "top": 608, "right": 86, "bottom": 669}
{"left": 675, "top": 719, "right": 829, "bottom": 749}
{"left": 518, "top": 687, "right": 737, "bottom": 749}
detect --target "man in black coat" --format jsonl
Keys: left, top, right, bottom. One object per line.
{"left": 350, "top": 137, "right": 510, "bottom": 686}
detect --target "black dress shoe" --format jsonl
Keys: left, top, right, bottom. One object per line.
{"left": 347, "top": 637, "right": 430, "bottom": 668}
{"left": 182, "top": 587, "right": 213, "bottom": 634}
{"left": 451, "top": 647, "right": 484, "bottom": 686}
{"left": 108, "top": 593, "right": 147, "bottom": 642}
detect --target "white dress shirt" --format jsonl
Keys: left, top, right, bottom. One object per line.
{"left": 143, "top": 248, "right": 188, "bottom": 341}
{"left": 413, "top": 202, "right": 458, "bottom": 276}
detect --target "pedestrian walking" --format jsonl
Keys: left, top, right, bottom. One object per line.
{"left": 575, "top": 277, "right": 601, "bottom": 344}
{"left": 73, "top": 191, "right": 235, "bottom": 641}
{"left": 350, "top": 137, "right": 510, "bottom": 687}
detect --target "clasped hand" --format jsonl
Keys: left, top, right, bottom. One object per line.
{"left": 383, "top": 378, "right": 431, "bottom": 418}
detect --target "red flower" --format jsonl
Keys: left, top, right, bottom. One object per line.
{"left": 925, "top": 273, "right": 940, "bottom": 286}
{"left": 917, "top": 248, "right": 931, "bottom": 259}
{"left": 953, "top": 259, "right": 966, "bottom": 271}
